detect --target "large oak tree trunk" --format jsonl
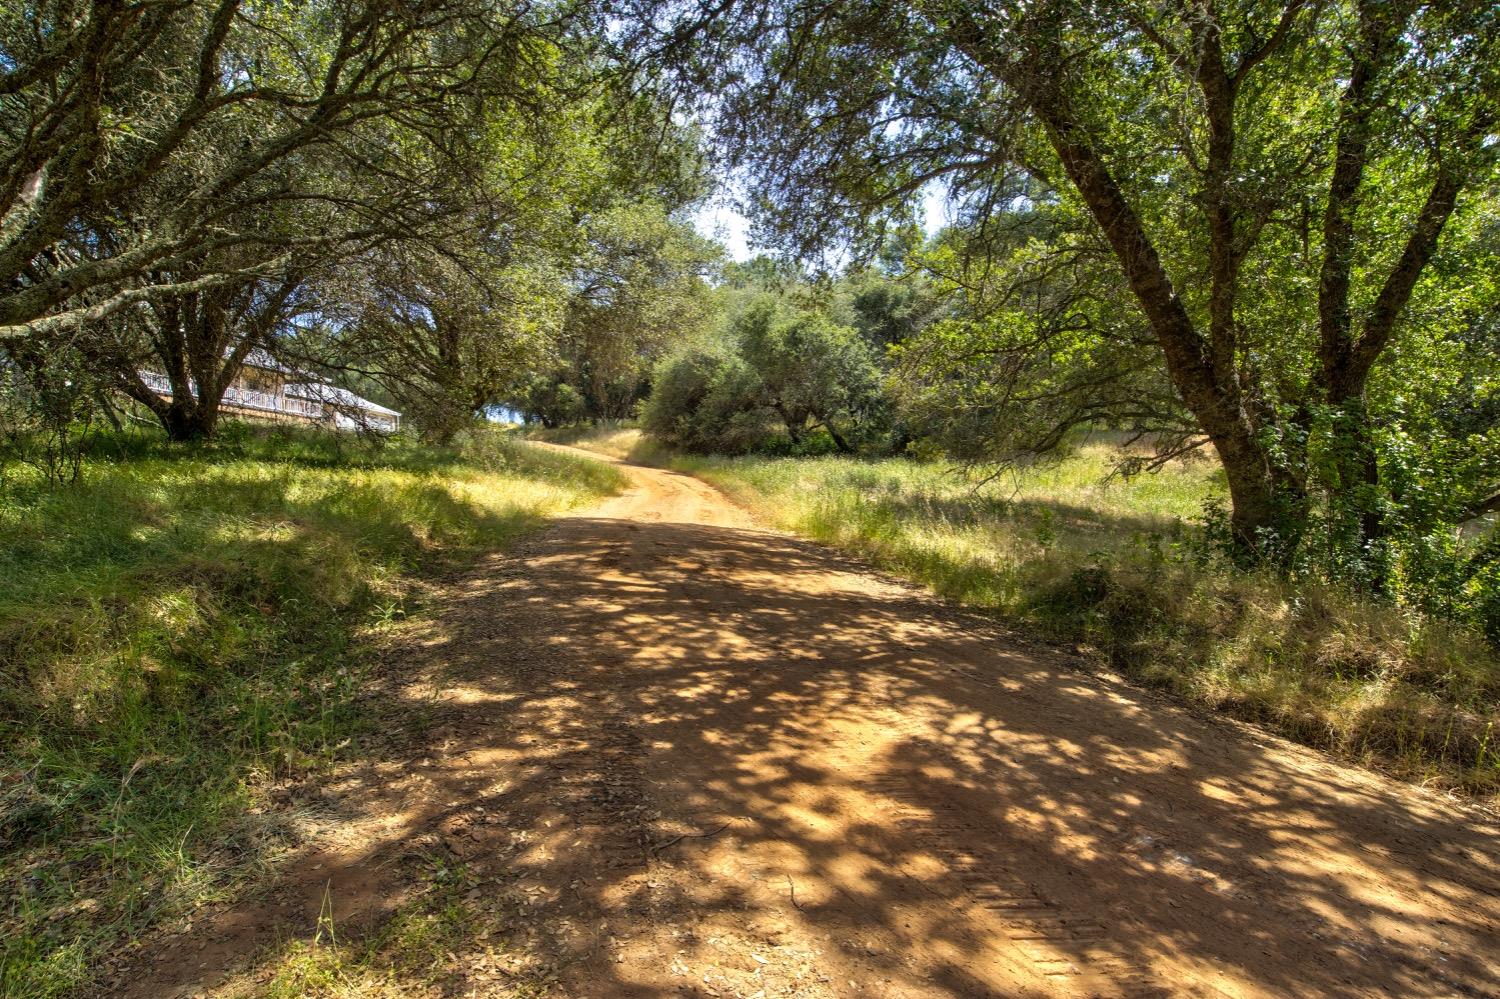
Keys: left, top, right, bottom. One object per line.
{"left": 160, "top": 398, "right": 222, "bottom": 442}
{"left": 948, "top": 4, "right": 1476, "bottom": 564}
{"left": 1216, "top": 438, "right": 1297, "bottom": 559}
{"left": 943, "top": 19, "right": 1299, "bottom": 558}
{"left": 1029, "top": 76, "right": 1297, "bottom": 555}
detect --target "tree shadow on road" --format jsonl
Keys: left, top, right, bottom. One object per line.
{"left": 122, "top": 513, "right": 1500, "bottom": 998}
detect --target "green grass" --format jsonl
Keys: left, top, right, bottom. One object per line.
{"left": 569, "top": 427, "right": 1500, "bottom": 799}
{"left": 212, "top": 853, "right": 561, "bottom": 999}
{"left": 0, "top": 422, "right": 624, "bottom": 999}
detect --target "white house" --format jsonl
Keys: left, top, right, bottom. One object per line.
{"left": 139, "top": 349, "right": 401, "bottom": 432}
{"left": 286, "top": 381, "right": 402, "bottom": 432}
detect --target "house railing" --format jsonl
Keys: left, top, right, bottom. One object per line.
{"left": 139, "top": 370, "right": 325, "bottom": 420}
{"left": 280, "top": 396, "right": 324, "bottom": 418}
{"left": 137, "top": 369, "right": 395, "bottom": 431}
{"left": 138, "top": 370, "right": 172, "bottom": 395}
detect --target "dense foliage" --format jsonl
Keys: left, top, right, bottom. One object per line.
{"left": 618, "top": 0, "right": 1500, "bottom": 573}
{"left": 643, "top": 260, "right": 935, "bottom": 455}
{"left": 603, "top": 0, "right": 1500, "bottom": 640}
{"left": 1, "top": 1, "right": 715, "bottom": 445}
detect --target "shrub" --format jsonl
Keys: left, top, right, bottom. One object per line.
{"left": 642, "top": 295, "right": 893, "bottom": 456}
{"left": 643, "top": 347, "right": 772, "bottom": 454}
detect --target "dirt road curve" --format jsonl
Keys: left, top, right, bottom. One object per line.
{"left": 125, "top": 447, "right": 1499, "bottom": 998}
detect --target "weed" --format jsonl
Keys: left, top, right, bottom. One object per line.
{"left": 218, "top": 854, "right": 530, "bottom": 998}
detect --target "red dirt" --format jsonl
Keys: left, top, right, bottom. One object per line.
{"left": 116, "top": 446, "right": 1500, "bottom": 998}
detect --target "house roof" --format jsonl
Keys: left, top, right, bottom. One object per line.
{"left": 286, "top": 382, "right": 401, "bottom": 417}
{"left": 220, "top": 346, "right": 401, "bottom": 419}
{"left": 241, "top": 347, "right": 295, "bottom": 374}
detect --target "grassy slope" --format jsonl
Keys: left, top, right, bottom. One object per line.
{"left": 559, "top": 426, "right": 1500, "bottom": 799}
{"left": 0, "top": 424, "right": 624, "bottom": 998}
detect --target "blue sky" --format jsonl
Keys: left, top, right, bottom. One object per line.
{"left": 693, "top": 184, "right": 953, "bottom": 262}
{"left": 693, "top": 194, "right": 754, "bottom": 261}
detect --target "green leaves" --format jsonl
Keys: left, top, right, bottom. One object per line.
{"left": 646, "top": 279, "right": 893, "bottom": 455}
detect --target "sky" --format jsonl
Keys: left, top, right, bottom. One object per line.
{"left": 693, "top": 183, "right": 954, "bottom": 263}
{"left": 693, "top": 194, "right": 754, "bottom": 261}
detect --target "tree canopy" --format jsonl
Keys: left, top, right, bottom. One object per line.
{"left": 617, "top": 0, "right": 1499, "bottom": 573}
{"left": 1, "top": 0, "right": 715, "bottom": 441}
{"left": 3, "top": 0, "right": 1497, "bottom": 632}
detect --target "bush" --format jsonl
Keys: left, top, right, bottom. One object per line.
{"left": 643, "top": 347, "right": 773, "bottom": 454}
{"left": 642, "top": 294, "right": 894, "bottom": 456}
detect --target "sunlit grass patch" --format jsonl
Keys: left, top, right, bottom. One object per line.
{"left": 0, "top": 423, "right": 623, "bottom": 998}
{"left": 217, "top": 856, "right": 553, "bottom": 999}
{"left": 524, "top": 419, "right": 649, "bottom": 461}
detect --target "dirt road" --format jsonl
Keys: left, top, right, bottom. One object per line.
{"left": 125, "top": 447, "right": 1500, "bottom": 998}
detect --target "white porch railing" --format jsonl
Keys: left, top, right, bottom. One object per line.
{"left": 139, "top": 371, "right": 325, "bottom": 419}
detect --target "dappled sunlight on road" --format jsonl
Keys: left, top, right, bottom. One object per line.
{"left": 124, "top": 454, "right": 1500, "bottom": 999}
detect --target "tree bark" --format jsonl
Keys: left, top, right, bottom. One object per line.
{"left": 945, "top": 7, "right": 1372, "bottom": 559}
{"left": 823, "top": 419, "right": 853, "bottom": 454}
{"left": 1022, "top": 63, "right": 1289, "bottom": 555}
{"left": 1311, "top": 0, "right": 1481, "bottom": 580}
{"left": 161, "top": 397, "right": 221, "bottom": 442}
